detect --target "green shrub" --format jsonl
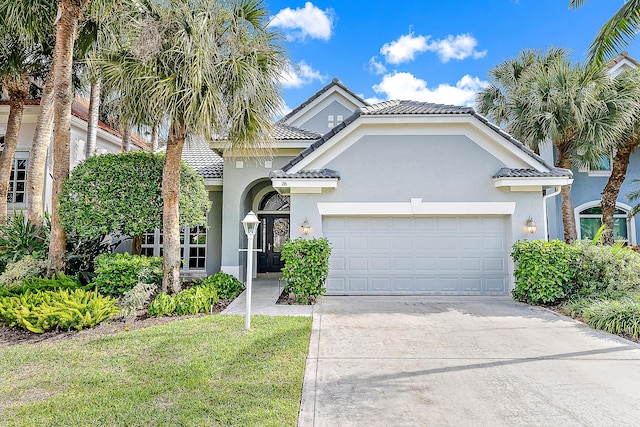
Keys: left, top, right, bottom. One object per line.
{"left": 281, "top": 237, "right": 331, "bottom": 304}
{"left": 0, "top": 212, "right": 49, "bottom": 270}
{"left": 511, "top": 239, "right": 578, "bottom": 305}
{"left": 571, "top": 240, "right": 640, "bottom": 294}
{"left": 0, "top": 273, "right": 88, "bottom": 297}
{"left": 148, "top": 282, "right": 218, "bottom": 317}
{"left": 0, "top": 288, "right": 120, "bottom": 333}
{"left": 199, "top": 272, "right": 244, "bottom": 299}
{"left": 581, "top": 296, "right": 640, "bottom": 340}
{"left": 93, "top": 253, "right": 162, "bottom": 297}
{"left": 116, "top": 282, "right": 158, "bottom": 318}
{"left": 0, "top": 256, "right": 48, "bottom": 289}
{"left": 65, "top": 234, "right": 112, "bottom": 284}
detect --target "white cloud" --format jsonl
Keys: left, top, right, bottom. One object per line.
{"left": 270, "top": 2, "right": 334, "bottom": 42}
{"left": 280, "top": 61, "right": 327, "bottom": 88}
{"left": 380, "top": 32, "right": 430, "bottom": 65}
{"left": 368, "top": 56, "right": 387, "bottom": 75}
{"left": 372, "top": 72, "right": 488, "bottom": 107}
{"left": 425, "top": 34, "right": 487, "bottom": 63}
{"left": 380, "top": 32, "right": 486, "bottom": 64}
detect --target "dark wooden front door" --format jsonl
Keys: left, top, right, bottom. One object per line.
{"left": 257, "top": 215, "right": 290, "bottom": 272}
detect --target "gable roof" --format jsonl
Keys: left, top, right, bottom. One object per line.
{"left": 279, "top": 78, "right": 369, "bottom": 124}
{"left": 604, "top": 51, "right": 640, "bottom": 70}
{"left": 277, "top": 99, "right": 567, "bottom": 177}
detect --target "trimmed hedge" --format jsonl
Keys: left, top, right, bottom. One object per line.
{"left": 281, "top": 238, "right": 331, "bottom": 304}
{"left": 93, "top": 253, "right": 162, "bottom": 298}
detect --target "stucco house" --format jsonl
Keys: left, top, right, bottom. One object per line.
{"left": 0, "top": 98, "right": 151, "bottom": 216}
{"left": 166, "top": 78, "right": 573, "bottom": 295}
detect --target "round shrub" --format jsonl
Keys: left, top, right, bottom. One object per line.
{"left": 93, "top": 253, "right": 163, "bottom": 298}
{"left": 511, "top": 239, "right": 578, "bottom": 305}
{"left": 199, "top": 272, "right": 244, "bottom": 299}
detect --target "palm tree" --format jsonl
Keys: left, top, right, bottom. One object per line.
{"left": 597, "top": 70, "right": 640, "bottom": 244}
{"left": 99, "top": 0, "right": 286, "bottom": 293}
{"left": 477, "top": 49, "right": 636, "bottom": 242}
{"left": 0, "top": 31, "right": 51, "bottom": 222}
{"left": 570, "top": 0, "right": 640, "bottom": 65}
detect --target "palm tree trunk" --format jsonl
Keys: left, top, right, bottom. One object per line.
{"left": 151, "top": 125, "right": 159, "bottom": 151}
{"left": 121, "top": 125, "right": 132, "bottom": 152}
{"left": 601, "top": 141, "right": 635, "bottom": 245}
{"left": 48, "top": 1, "right": 86, "bottom": 274}
{"left": 162, "top": 121, "right": 186, "bottom": 294}
{"left": 0, "top": 73, "right": 30, "bottom": 223}
{"left": 557, "top": 146, "right": 577, "bottom": 242}
{"left": 85, "top": 80, "right": 100, "bottom": 157}
{"left": 27, "top": 67, "right": 56, "bottom": 227}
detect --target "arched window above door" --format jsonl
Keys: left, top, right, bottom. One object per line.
{"left": 259, "top": 191, "right": 290, "bottom": 212}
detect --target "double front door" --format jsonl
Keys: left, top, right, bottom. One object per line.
{"left": 257, "top": 215, "right": 290, "bottom": 272}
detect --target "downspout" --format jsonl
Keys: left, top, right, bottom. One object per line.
{"left": 542, "top": 186, "right": 562, "bottom": 241}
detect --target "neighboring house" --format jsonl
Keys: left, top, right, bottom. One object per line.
{"left": 165, "top": 78, "right": 573, "bottom": 295}
{"left": 545, "top": 52, "right": 640, "bottom": 244}
{"left": 0, "top": 97, "right": 151, "bottom": 216}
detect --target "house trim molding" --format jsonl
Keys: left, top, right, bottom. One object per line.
{"left": 317, "top": 200, "right": 516, "bottom": 216}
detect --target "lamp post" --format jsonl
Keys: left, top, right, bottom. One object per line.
{"left": 242, "top": 211, "right": 260, "bottom": 330}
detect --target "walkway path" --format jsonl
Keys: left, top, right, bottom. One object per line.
{"left": 221, "top": 278, "right": 313, "bottom": 316}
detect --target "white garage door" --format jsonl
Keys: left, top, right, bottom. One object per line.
{"left": 324, "top": 216, "right": 510, "bottom": 295}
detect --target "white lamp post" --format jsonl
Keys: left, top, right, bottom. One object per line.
{"left": 242, "top": 211, "right": 260, "bottom": 330}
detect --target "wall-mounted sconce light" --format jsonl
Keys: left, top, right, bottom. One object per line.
{"left": 526, "top": 216, "right": 537, "bottom": 234}
{"left": 301, "top": 219, "right": 311, "bottom": 235}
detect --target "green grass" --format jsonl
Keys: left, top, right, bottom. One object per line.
{"left": 0, "top": 315, "right": 312, "bottom": 426}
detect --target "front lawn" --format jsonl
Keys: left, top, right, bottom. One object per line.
{"left": 0, "top": 315, "right": 312, "bottom": 427}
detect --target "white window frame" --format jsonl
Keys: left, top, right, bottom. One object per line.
{"left": 141, "top": 226, "right": 207, "bottom": 272}
{"left": 574, "top": 200, "right": 636, "bottom": 244}
{"left": 7, "top": 152, "right": 29, "bottom": 208}
{"left": 580, "top": 152, "right": 614, "bottom": 177}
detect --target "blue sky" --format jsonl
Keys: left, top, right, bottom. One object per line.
{"left": 265, "top": 0, "right": 640, "bottom": 113}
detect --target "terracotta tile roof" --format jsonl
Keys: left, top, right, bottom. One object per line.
{"left": 604, "top": 51, "right": 640, "bottom": 70}
{"left": 0, "top": 98, "right": 152, "bottom": 151}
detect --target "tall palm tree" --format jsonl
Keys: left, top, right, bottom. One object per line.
{"left": 570, "top": 0, "right": 640, "bottom": 65}
{"left": 0, "top": 32, "right": 51, "bottom": 222}
{"left": 100, "top": 0, "right": 286, "bottom": 293}
{"left": 477, "top": 49, "right": 636, "bottom": 242}
{"left": 597, "top": 69, "right": 640, "bottom": 244}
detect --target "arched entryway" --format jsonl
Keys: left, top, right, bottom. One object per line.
{"left": 256, "top": 190, "right": 290, "bottom": 272}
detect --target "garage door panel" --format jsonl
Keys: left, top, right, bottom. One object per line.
{"left": 371, "top": 257, "right": 391, "bottom": 270}
{"left": 372, "top": 277, "right": 391, "bottom": 291}
{"left": 485, "top": 257, "right": 506, "bottom": 272}
{"left": 393, "top": 257, "right": 413, "bottom": 270}
{"left": 439, "top": 257, "right": 460, "bottom": 271}
{"left": 371, "top": 236, "right": 391, "bottom": 249}
{"left": 348, "top": 236, "right": 368, "bottom": 250}
{"left": 485, "top": 277, "right": 507, "bottom": 293}
{"left": 324, "top": 216, "right": 509, "bottom": 295}
{"left": 349, "top": 257, "right": 368, "bottom": 271}
{"left": 461, "top": 257, "right": 482, "bottom": 272}
{"left": 348, "top": 277, "right": 368, "bottom": 291}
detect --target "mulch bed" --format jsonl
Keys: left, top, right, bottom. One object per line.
{"left": 0, "top": 298, "right": 235, "bottom": 347}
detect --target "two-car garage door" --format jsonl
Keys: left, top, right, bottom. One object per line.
{"left": 323, "top": 216, "right": 510, "bottom": 295}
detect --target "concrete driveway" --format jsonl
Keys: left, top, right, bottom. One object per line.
{"left": 299, "top": 296, "right": 640, "bottom": 427}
